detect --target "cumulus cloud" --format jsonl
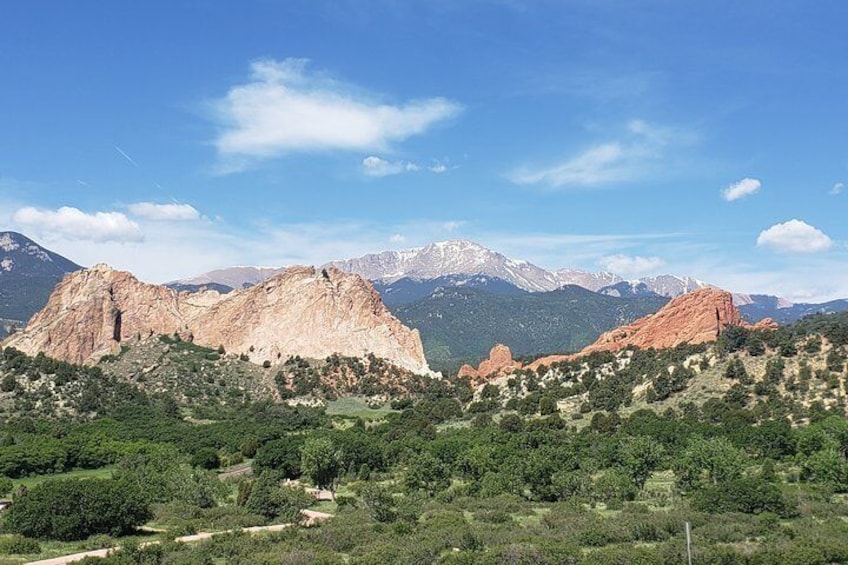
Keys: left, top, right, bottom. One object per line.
{"left": 598, "top": 254, "right": 665, "bottom": 277}
{"left": 128, "top": 202, "right": 200, "bottom": 221}
{"left": 12, "top": 206, "right": 143, "bottom": 243}
{"left": 361, "top": 156, "right": 420, "bottom": 177}
{"left": 756, "top": 219, "right": 833, "bottom": 253}
{"left": 722, "top": 177, "right": 761, "bottom": 201}
{"left": 212, "top": 58, "right": 462, "bottom": 164}
{"left": 509, "top": 120, "right": 691, "bottom": 189}
{"left": 830, "top": 182, "right": 844, "bottom": 195}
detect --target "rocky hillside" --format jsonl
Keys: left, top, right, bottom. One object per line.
{"left": 529, "top": 288, "right": 777, "bottom": 369}
{"left": 3, "top": 264, "right": 432, "bottom": 375}
{"left": 391, "top": 284, "right": 668, "bottom": 371}
{"left": 475, "top": 311, "right": 848, "bottom": 424}
{"left": 0, "top": 231, "right": 82, "bottom": 334}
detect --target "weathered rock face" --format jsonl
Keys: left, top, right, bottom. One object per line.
{"left": 583, "top": 287, "right": 742, "bottom": 353}
{"left": 4, "top": 264, "right": 432, "bottom": 375}
{"left": 529, "top": 288, "right": 775, "bottom": 369}
{"left": 192, "top": 266, "right": 430, "bottom": 374}
{"left": 458, "top": 344, "right": 521, "bottom": 384}
{"left": 3, "top": 264, "right": 199, "bottom": 364}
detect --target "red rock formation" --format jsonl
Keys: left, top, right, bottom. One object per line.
{"left": 752, "top": 318, "right": 779, "bottom": 331}
{"left": 4, "top": 264, "right": 432, "bottom": 375}
{"left": 458, "top": 344, "right": 521, "bottom": 384}
{"left": 529, "top": 288, "right": 775, "bottom": 370}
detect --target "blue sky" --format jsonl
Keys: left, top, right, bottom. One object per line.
{"left": 1, "top": 1, "right": 846, "bottom": 301}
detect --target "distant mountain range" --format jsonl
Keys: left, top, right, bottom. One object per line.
{"left": 598, "top": 276, "right": 709, "bottom": 298}
{"left": 173, "top": 238, "right": 848, "bottom": 325}
{"left": 168, "top": 266, "right": 284, "bottom": 292}
{"left": 326, "top": 239, "right": 565, "bottom": 292}
{"left": 328, "top": 239, "right": 715, "bottom": 299}
{"left": 0, "top": 231, "right": 82, "bottom": 337}
{"left": 736, "top": 295, "right": 848, "bottom": 324}
{"left": 6, "top": 233, "right": 848, "bottom": 367}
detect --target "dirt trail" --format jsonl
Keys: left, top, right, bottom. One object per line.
{"left": 216, "top": 462, "right": 253, "bottom": 480}
{"left": 25, "top": 510, "right": 334, "bottom": 565}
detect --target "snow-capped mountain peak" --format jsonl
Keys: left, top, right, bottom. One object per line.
{"left": 0, "top": 232, "right": 57, "bottom": 270}
{"left": 326, "top": 239, "right": 561, "bottom": 292}
{"left": 0, "top": 232, "right": 79, "bottom": 275}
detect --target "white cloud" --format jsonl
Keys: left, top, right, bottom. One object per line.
{"left": 428, "top": 159, "right": 449, "bottom": 173}
{"left": 756, "top": 219, "right": 833, "bottom": 253}
{"left": 830, "top": 182, "right": 844, "bottom": 195}
{"left": 12, "top": 206, "right": 143, "bottom": 243}
{"left": 389, "top": 233, "right": 407, "bottom": 243}
{"left": 722, "top": 177, "right": 761, "bottom": 201}
{"left": 212, "top": 58, "right": 462, "bottom": 164}
{"left": 361, "top": 156, "right": 420, "bottom": 177}
{"left": 128, "top": 202, "right": 200, "bottom": 221}
{"left": 509, "top": 120, "right": 691, "bottom": 189}
{"left": 598, "top": 254, "right": 665, "bottom": 277}
{"left": 510, "top": 143, "right": 626, "bottom": 187}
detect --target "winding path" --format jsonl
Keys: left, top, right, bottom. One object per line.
{"left": 25, "top": 510, "right": 333, "bottom": 565}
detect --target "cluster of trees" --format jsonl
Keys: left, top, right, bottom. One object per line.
{"left": 4, "top": 477, "right": 151, "bottom": 540}
{"left": 275, "top": 353, "right": 467, "bottom": 399}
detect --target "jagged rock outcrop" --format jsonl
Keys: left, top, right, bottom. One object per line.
{"left": 527, "top": 288, "right": 776, "bottom": 370}
{"left": 458, "top": 344, "right": 521, "bottom": 384}
{"left": 191, "top": 266, "right": 430, "bottom": 374}
{"left": 3, "top": 264, "right": 432, "bottom": 375}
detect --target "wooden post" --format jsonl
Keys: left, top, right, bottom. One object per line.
{"left": 685, "top": 521, "right": 692, "bottom": 565}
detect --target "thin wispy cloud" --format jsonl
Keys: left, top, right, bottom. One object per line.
{"left": 722, "top": 177, "right": 761, "bottom": 201}
{"left": 360, "top": 155, "right": 453, "bottom": 177}
{"left": 211, "top": 58, "right": 462, "bottom": 170}
{"left": 756, "top": 219, "right": 833, "bottom": 253}
{"left": 128, "top": 202, "right": 201, "bottom": 221}
{"left": 508, "top": 120, "right": 692, "bottom": 189}
{"left": 830, "top": 182, "right": 844, "bottom": 195}
{"left": 12, "top": 206, "right": 143, "bottom": 243}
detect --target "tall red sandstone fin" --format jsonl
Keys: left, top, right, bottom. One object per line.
{"left": 460, "top": 343, "right": 521, "bottom": 385}
{"left": 529, "top": 288, "right": 773, "bottom": 370}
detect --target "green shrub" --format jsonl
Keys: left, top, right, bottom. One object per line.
{"left": 473, "top": 509, "right": 513, "bottom": 524}
{"left": 190, "top": 447, "right": 221, "bottom": 470}
{"left": 692, "top": 477, "right": 796, "bottom": 517}
{"left": 0, "top": 476, "right": 12, "bottom": 496}
{"left": 244, "top": 473, "right": 313, "bottom": 521}
{"left": 0, "top": 534, "right": 41, "bottom": 555}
